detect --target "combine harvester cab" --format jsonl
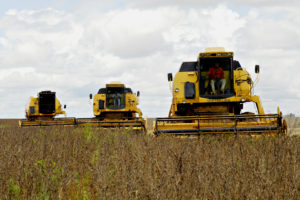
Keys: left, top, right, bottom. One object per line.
{"left": 76, "top": 82, "right": 146, "bottom": 131}
{"left": 154, "top": 47, "right": 287, "bottom": 137}
{"left": 19, "top": 91, "right": 76, "bottom": 127}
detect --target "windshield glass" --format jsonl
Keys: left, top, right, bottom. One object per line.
{"left": 106, "top": 87, "right": 126, "bottom": 109}
{"left": 199, "top": 57, "right": 233, "bottom": 97}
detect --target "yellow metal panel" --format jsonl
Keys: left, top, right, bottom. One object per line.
{"left": 234, "top": 70, "right": 251, "bottom": 97}
{"left": 173, "top": 71, "right": 198, "bottom": 100}
{"left": 55, "top": 97, "right": 66, "bottom": 115}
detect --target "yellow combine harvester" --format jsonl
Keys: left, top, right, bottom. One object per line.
{"left": 19, "top": 91, "right": 76, "bottom": 127}
{"left": 76, "top": 82, "right": 146, "bottom": 131}
{"left": 154, "top": 47, "right": 287, "bottom": 137}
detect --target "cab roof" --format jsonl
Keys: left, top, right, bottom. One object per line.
{"left": 199, "top": 47, "right": 233, "bottom": 58}
{"left": 106, "top": 81, "right": 125, "bottom": 88}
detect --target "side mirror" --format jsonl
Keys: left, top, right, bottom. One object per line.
{"left": 168, "top": 73, "right": 173, "bottom": 82}
{"left": 64, "top": 105, "right": 67, "bottom": 109}
{"left": 255, "top": 65, "right": 260, "bottom": 74}
{"left": 137, "top": 91, "right": 140, "bottom": 97}
{"left": 89, "top": 93, "right": 93, "bottom": 99}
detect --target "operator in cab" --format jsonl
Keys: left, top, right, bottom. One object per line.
{"left": 208, "top": 63, "right": 226, "bottom": 95}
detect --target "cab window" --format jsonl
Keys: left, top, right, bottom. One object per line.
{"left": 199, "top": 57, "right": 233, "bottom": 97}
{"left": 106, "top": 87, "right": 126, "bottom": 109}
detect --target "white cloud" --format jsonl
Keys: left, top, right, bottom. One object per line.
{"left": 0, "top": 2, "right": 300, "bottom": 118}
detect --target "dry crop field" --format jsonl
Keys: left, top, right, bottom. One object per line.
{"left": 286, "top": 117, "right": 300, "bottom": 136}
{"left": 0, "top": 119, "right": 299, "bottom": 199}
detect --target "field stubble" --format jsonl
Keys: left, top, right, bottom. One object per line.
{"left": 0, "top": 119, "right": 299, "bottom": 199}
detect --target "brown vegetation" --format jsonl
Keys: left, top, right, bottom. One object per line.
{"left": 0, "top": 119, "right": 299, "bottom": 199}
{"left": 285, "top": 117, "right": 300, "bottom": 136}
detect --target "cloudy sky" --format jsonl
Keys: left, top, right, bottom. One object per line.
{"left": 0, "top": 0, "right": 299, "bottom": 118}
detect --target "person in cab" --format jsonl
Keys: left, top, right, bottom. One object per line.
{"left": 208, "top": 63, "right": 226, "bottom": 94}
